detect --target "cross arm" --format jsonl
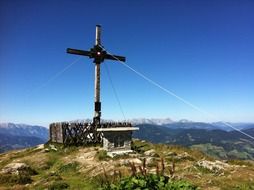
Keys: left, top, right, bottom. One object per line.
{"left": 67, "top": 48, "right": 126, "bottom": 62}
{"left": 105, "top": 54, "right": 126, "bottom": 62}
{"left": 67, "top": 48, "right": 91, "bottom": 57}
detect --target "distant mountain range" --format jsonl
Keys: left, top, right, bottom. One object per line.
{"left": 0, "top": 123, "right": 48, "bottom": 153}
{"left": 133, "top": 124, "right": 254, "bottom": 160}
{"left": 164, "top": 121, "right": 254, "bottom": 131}
{"left": 1, "top": 120, "right": 254, "bottom": 160}
{"left": 129, "top": 119, "right": 254, "bottom": 132}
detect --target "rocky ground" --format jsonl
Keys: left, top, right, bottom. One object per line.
{"left": 0, "top": 140, "right": 254, "bottom": 189}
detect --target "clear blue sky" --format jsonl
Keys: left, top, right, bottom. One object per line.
{"left": 1, "top": 0, "right": 254, "bottom": 126}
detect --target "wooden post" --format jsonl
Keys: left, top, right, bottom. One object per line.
{"left": 94, "top": 25, "right": 101, "bottom": 125}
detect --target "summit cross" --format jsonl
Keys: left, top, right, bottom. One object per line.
{"left": 67, "top": 25, "right": 126, "bottom": 126}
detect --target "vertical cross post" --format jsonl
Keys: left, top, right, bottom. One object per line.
{"left": 94, "top": 25, "right": 101, "bottom": 125}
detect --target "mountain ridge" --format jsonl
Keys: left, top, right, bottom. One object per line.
{"left": 1, "top": 121, "right": 254, "bottom": 159}
{"left": 0, "top": 123, "right": 48, "bottom": 153}
{"left": 133, "top": 124, "right": 254, "bottom": 160}
{"left": 0, "top": 123, "right": 48, "bottom": 140}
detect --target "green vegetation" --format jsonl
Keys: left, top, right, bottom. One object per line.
{"left": 58, "top": 161, "right": 79, "bottom": 173}
{"left": 191, "top": 143, "right": 227, "bottom": 159}
{"left": 48, "top": 180, "right": 69, "bottom": 190}
{"left": 96, "top": 150, "right": 110, "bottom": 161}
{"left": 228, "top": 149, "right": 250, "bottom": 160}
{"left": 0, "top": 172, "right": 32, "bottom": 185}
{"left": 191, "top": 142, "right": 254, "bottom": 160}
{"left": 98, "top": 154, "right": 196, "bottom": 190}
{"left": 131, "top": 140, "right": 154, "bottom": 153}
{"left": 101, "top": 174, "right": 197, "bottom": 190}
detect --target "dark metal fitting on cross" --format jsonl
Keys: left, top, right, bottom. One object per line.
{"left": 90, "top": 45, "right": 107, "bottom": 63}
{"left": 95, "top": 102, "right": 101, "bottom": 111}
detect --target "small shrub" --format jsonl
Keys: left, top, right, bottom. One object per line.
{"left": 58, "top": 161, "right": 79, "bottom": 173}
{"left": 96, "top": 150, "right": 110, "bottom": 161}
{"left": 43, "top": 172, "right": 62, "bottom": 183}
{"left": 48, "top": 181, "right": 69, "bottom": 190}
{"left": 0, "top": 173, "right": 32, "bottom": 185}
{"left": 63, "top": 146, "right": 79, "bottom": 154}
{"left": 131, "top": 140, "right": 153, "bottom": 153}
{"left": 195, "top": 165, "right": 213, "bottom": 174}
{"left": 195, "top": 164, "right": 225, "bottom": 176}
{"left": 112, "top": 154, "right": 130, "bottom": 160}
{"left": 165, "top": 180, "right": 199, "bottom": 190}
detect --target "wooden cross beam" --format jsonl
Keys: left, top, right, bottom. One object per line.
{"left": 66, "top": 25, "right": 126, "bottom": 126}
{"left": 67, "top": 48, "right": 126, "bottom": 62}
